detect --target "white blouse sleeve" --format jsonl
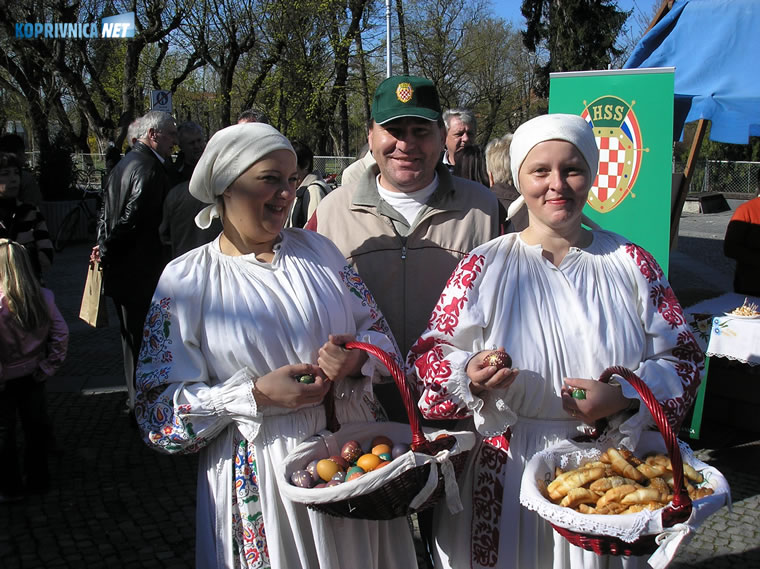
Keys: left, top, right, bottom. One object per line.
{"left": 134, "top": 272, "right": 262, "bottom": 455}
{"left": 612, "top": 243, "right": 704, "bottom": 449}
{"left": 408, "top": 249, "right": 515, "bottom": 436}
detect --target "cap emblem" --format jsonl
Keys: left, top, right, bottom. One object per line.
{"left": 396, "top": 82, "right": 413, "bottom": 103}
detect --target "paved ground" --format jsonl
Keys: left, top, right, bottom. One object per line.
{"left": 1, "top": 202, "right": 759, "bottom": 568}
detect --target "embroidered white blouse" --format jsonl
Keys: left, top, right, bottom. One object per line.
{"left": 408, "top": 230, "right": 703, "bottom": 569}
{"left": 135, "top": 229, "right": 417, "bottom": 569}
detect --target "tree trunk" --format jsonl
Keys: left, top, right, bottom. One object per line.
{"left": 327, "top": 0, "right": 368, "bottom": 155}
{"left": 356, "top": 28, "right": 371, "bottom": 130}
{"left": 395, "top": 0, "right": 410, "bottom": 75}
{"left": 218, "top": 60, "right": 238, "bottom": 127}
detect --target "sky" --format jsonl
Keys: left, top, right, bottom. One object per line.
{"left": 491, "top": 0, "right": 663, "bottom": 37}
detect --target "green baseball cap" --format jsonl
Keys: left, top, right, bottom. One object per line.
{"left": 371, "top": 75, "right": 442, "bottom": 125}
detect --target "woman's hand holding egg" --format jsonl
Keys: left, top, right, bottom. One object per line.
{"left": 254, "top": 363, "right": 331, "bottom": 409}
{"left": 466, "top": 348, "right": 518, "bottom": 395}
{"left": 561, "top": 377, "right": 633, "bottom": 423}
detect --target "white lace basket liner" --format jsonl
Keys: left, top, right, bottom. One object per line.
{"left": 280, "top": 421, "right": 476, "bottom": 517}
{"left": 521, "top": 437, "right": 729, "bottom": 567}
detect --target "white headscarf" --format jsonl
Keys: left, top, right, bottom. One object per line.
{"left": 506, "top": 113, "right": 600, "bottom": 225}
{"left": 189, "top": 123, "right": 296, "bottom": 229}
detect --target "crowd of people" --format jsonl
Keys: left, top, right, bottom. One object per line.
{"left": 0, "top": 73, "right": 754, "bottom": 568}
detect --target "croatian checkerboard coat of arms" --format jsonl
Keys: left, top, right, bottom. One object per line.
{"left": 396, "top": 82, "right": 413, "bottom": 103}
{"left": 581, "top": 95, "right": 646, "bottom": 213}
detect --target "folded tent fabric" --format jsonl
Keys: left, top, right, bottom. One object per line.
{"left": 624, "top": 0, "right": 760, "bottom": 144}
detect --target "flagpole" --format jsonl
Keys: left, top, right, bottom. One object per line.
{"left": 386, "top": 0, "right": 392, "bottom": 77}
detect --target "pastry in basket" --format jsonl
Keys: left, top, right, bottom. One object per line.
{"left": 134, "top": 123, "right": 418, "bottom": 569}
{"left": 408, "top": 113, "right": 704, "bottom": 568}
{"left": 544, "top": 447, "right": 714, "bottom": 516}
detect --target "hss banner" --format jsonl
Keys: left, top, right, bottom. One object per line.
{"left": 549, "top": 68, "right": 674, "bottom": 275}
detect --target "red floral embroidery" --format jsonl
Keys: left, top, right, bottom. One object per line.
{"left": 425, "top": 398, "right": 468, "bottom": 420}
{"left": 625, "top": 243, "right": 663, "bottom": 283}
{"left": 660, "top": 332, "right": 703, "bottom": 428}
{"left": 673, "top": 331, "right": 705, "bottom": 366}
{"left": 471, "top": 442, "right": 508, "bottom": 567}
{"left": 411, "top": 340, "right": 469, "bottom": 420}
{"left": 427, "top": 254, "right": 485, "bottom": 334}
{"left": 649, "top": 284, "right": 687, "bottom": 329}
{"left": 414, "top": 345, "right": 452, "bottom": 381}
{"left": 448, "top": 253, "right": 486, "bottom": 289}
{"left": 432, "top": 293, "right": 468, "bottom": 336}
{"left": 483, "top": 430, "right": 511, "bottom": 452}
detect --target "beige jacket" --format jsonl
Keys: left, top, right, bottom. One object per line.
{"left": 308, "top": 163, "right": 499, "bottom": 356}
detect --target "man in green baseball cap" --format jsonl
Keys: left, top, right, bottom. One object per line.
{"left": 309, "top": 70, "right": 498, "bottom": 383}
{"left": 308, "top": 74, "right": 500, "bottom": 566}
{"left": 370, "top": 74, "right": 443, "bottom": 124}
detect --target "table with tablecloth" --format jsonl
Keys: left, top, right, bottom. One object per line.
{"left": 684, "top": 292, "right": 760, "bottom": 437}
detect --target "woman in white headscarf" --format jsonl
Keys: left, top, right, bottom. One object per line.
{"left": 134, "top": 123, "right": 417, "bottom": 569}
{"left": 408, "top": 114, "right": 703, "bottom": 569}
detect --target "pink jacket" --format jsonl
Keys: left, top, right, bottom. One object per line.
{"left": 0, "top": 287, "right": 69, "bottom": 381}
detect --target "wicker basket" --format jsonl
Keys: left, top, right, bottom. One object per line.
{"left": 544, "top": 366, "right": 696, "bottom": 555}
{"left": 280, "top": 341, "right": 474, "bottom": 520}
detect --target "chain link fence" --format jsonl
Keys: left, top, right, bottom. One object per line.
{"left": 702, "top": 160, "right": 760, "bottom": 195}
{"left": 679, "top": 159, "right": 760, "bottom": 195}
{"left": 314, "top": 155, "right": 355, "bottom": 185}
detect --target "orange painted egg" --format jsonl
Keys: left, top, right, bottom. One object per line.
{"left": 346, "top": 471, "right": 364, "bottom": 482}
{"left": 346, "top": 466, "right": 365, "bottom": 478}
{"left": 356, "top": 453, "right": 382, "bottom": 472}
{"left": 316, "top": 459, "right": 341, "bottom": 482}
{"left": 372, "top": 443, "right": 392, "bottom": 456}
{"left": 376, "top": 460, "right": 391, "bottom": 469}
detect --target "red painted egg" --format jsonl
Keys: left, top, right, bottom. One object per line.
{"left": 341, "top": 440, "right": 363, "bottom": 464}
{"left": 371, "top": 435, "right": 393, "bottom": 448}
{"left": 481, "top": 351, "right": 512, "bottom": 370}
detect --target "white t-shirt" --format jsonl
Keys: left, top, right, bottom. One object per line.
{"left": 376, "top": 173, "right": 438, "bottom": 226}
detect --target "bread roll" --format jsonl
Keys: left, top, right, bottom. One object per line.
{"left": 596, "top": 484, "right": 638, "bottom": 508}
{"left": 589, "top": 476, "right": 641, "bottom": 493}
{"left": 559, "top": 488, "right": 601, "bottom": 508}
{"left": 547, "top": 466, "right": 606, "bottom": 501}
{"left": 621, "top": 487, "right": 664, "bottom": 505}
{"left": 607, "top": 448, "right": 646, "bottom": 483}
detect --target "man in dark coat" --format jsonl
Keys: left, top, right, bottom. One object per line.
{"left": 95, "top": 110, "right": 177, "bottom": 411}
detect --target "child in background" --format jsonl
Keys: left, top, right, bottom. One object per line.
{"left": 0, "top": 239, "right": 68, "bottom": 502}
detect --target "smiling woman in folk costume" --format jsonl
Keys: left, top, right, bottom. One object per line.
{"left": 408, "top": 113, "right": 703, "bottom": 569}
{"left": 134, "top": 123, "right": 417, "bottom": 569}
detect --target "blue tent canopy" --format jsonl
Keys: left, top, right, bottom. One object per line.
{"left": 624, "top": 0, "right": 760, "bottom": 144}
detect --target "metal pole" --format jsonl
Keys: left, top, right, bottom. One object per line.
{"left": 386, "top": 0, "right": 392, "bottom": 77}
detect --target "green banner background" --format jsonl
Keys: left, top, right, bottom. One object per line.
{"left": 549, "top": 69, "right": 674, "bottom": 275}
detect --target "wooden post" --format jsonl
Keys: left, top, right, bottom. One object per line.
{"left": 645, "top": 0, "right": 675, "bottom": 34}
{"left": 671, "top": 118, "right": 708, "bottom": 249}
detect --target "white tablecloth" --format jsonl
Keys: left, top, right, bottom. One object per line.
{"left": 685, "top": 292, "right": 760, "bottom": 366}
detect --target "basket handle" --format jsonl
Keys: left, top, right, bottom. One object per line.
{"left": 320, "top": 341, "right": 428, "bottom": 450}
{"left": 596, "top": 367, "right": 693, "bottom": 524}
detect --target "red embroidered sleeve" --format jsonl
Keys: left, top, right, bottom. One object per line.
{"left": 624, "top": 243, "right": 703, "bottom": 429}
{"left": 409, "top": 253, "right": 487, "bottom": 421}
